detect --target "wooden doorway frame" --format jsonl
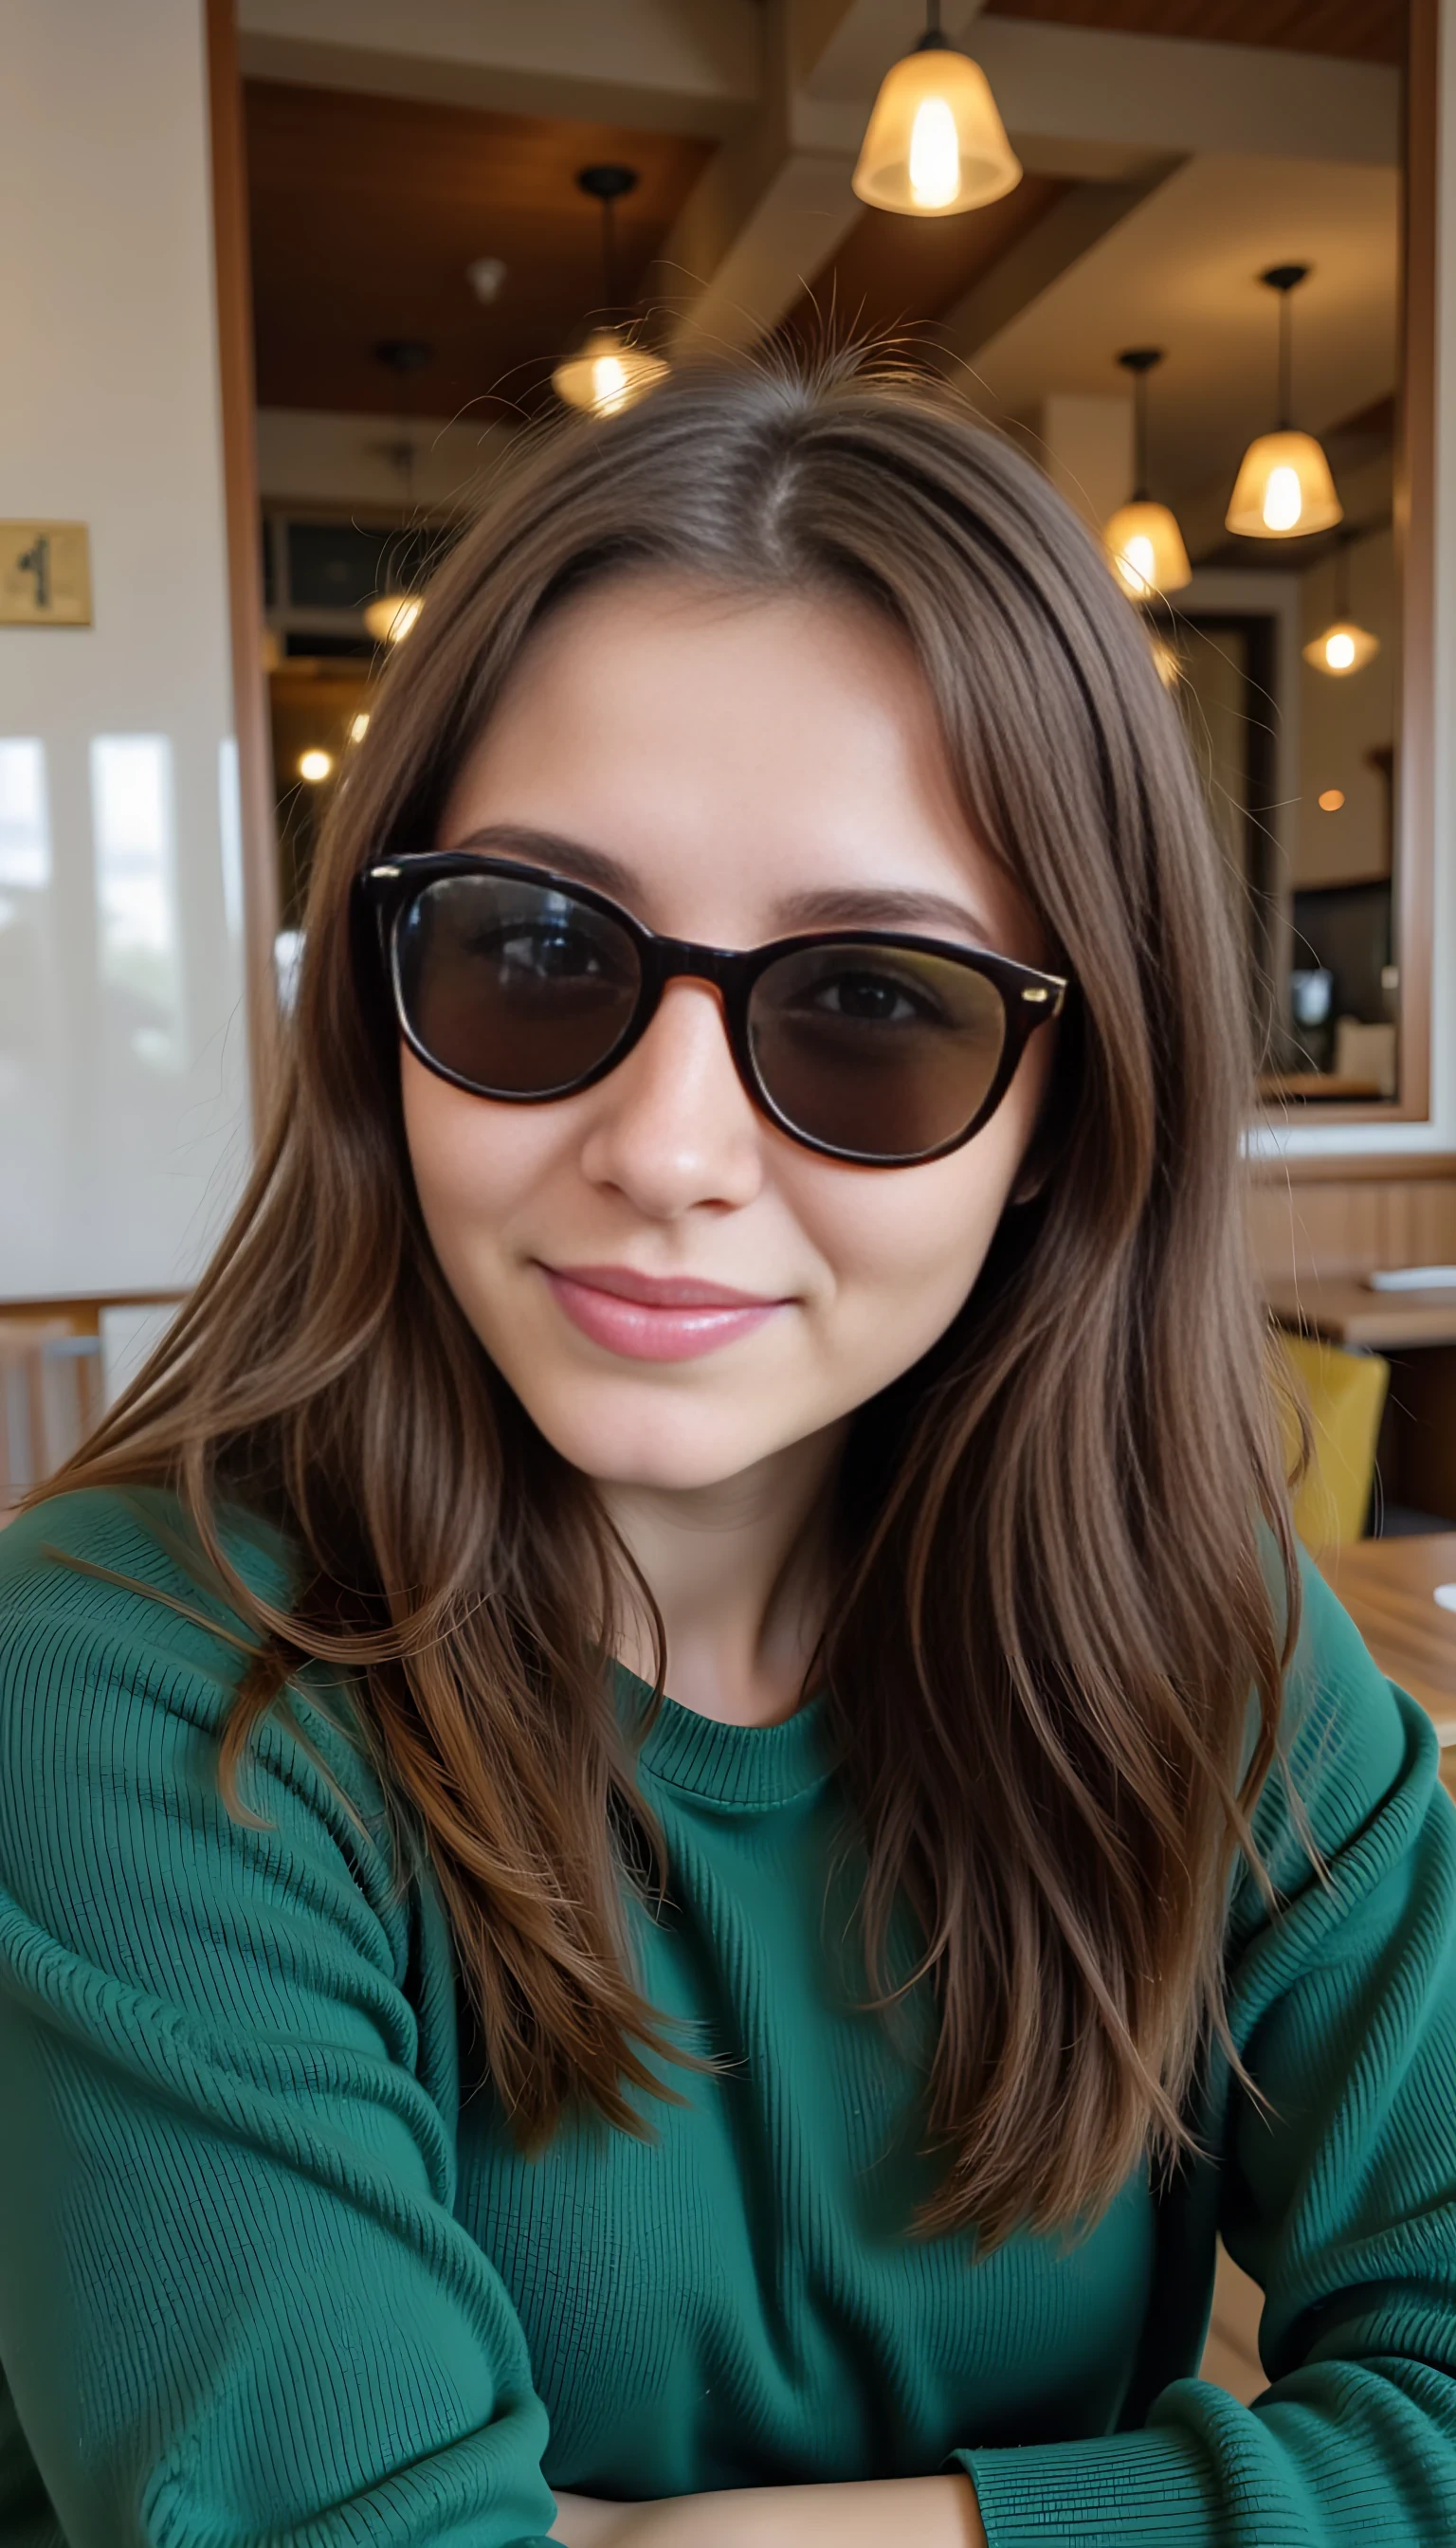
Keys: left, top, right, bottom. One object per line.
{"left": 205, "top": 0, "right": 279, "bottom": 1131}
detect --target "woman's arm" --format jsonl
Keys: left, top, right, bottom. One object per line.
{"left": 551, "top": 2475, "right": 984, "bottom": 2547}
{"left": 955, "top": 1560, "right": 1456, "bottom": 2547}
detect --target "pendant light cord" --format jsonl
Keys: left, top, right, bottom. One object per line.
{"left": 601, "top": 196, "right": 616, "bottom": 318}
{"left": 1134, "top": 371, "right": 1148, "bottom": 501}
{"left": 925, "top": 0, "right": 942, "bottom": 31}
{"left": 1278, "top": 290, "right": 1292, "bottom": 432}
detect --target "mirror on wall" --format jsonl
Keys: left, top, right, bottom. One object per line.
{"left": 241, "top": 2, "right": 1433, "bottom": 1118}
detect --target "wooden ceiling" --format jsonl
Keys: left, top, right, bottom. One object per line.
{"left": 981, "top": 0, "right": 1407, "bottom": 64}
{"left": 245, "top": 82, "right": 712, "bottom": 418}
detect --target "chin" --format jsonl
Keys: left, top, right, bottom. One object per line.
{"left": 523, "top": 1383, "right": 791, "bottom": 1494}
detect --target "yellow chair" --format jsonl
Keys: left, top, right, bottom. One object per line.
{"left": 1276, "top": 1329, "right": 1390, "bottom": 1553}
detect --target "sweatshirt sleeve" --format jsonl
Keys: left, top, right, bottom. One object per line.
{"left": 0, "top": 1506, "right": 557, "bottom": 2548}
{"left": 954, "top": 1555, "right": 1456, "bottom": 2547}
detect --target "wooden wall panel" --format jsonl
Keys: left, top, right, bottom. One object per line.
{"left": 1248, "top": 1158, "right": 1456, "bottom": 1284}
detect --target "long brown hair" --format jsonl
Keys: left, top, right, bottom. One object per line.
{"left": 40, "top": 348, "right": 1300, "bottom": 2247}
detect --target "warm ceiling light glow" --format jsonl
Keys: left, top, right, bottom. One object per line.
{"left": 908, "top": 95, "right": 960, "bottom": 208}
{"left": 298, "top": 749, "right": 333, "bottom": 784}
{"left": 1103, "top": 348, "right": 1190, "bottom": 605}
{"left": 363, "top": 593, "right": 422, "bottom": 645}
{"left": 1226, "top": 430, "right": 1342, "bottom": 539}
{"left": 853, "top": 27, "right": 1021, "bottom": 217}
{"left": 1319, "top": 788, "right": 1345, "bottom": 811}
{"left": 350, "top": 711, "right": 371, "bottom": 742}
{"left": 1226, "top": 270, "right": 1340, "bottom": 540}
{"left": 1151, "top": 637, "right": 1182, "bottom": 689}
{"left": 1103, "top": 500, "right": 1192, "bottom": 600}
{"left": 1302, "top": 618, "right": 1379, "bottom": 678}
{"left": 553, "top": 326, "right": 673, "bottom": 415}
{"left": 552, "top": 328, "right": 668, "bottom": 418}
{"left": 1263, "top": 466, "right": 1301, "bottom": 531}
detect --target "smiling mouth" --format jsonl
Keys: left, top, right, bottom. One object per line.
{"left": 537, "top": 1262, "right": 792, "bottom": 1362}
{"left": 541, "top": 1262, "right": 784, "bottom": 1308}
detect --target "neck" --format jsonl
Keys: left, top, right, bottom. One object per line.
{"left": 600, "top": 1421, "right": 848, "bottom": 1728}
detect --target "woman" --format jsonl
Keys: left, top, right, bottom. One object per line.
{"left": 1, "top": 354, "right": 1452, "bottom": 2548}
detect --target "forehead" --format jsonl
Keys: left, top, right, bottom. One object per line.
{"left": 439, "top": 574, "right": 1038, "bottom": 959}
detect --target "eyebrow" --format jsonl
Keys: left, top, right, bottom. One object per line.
{"left": 446, "top": 824, "right": 1001, "bottom": 950}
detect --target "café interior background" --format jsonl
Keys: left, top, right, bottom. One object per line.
{"left": 1, "top": 0, "right": 1451, "bottom": 1438}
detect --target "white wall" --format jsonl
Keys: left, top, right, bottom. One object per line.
{"left": 0, "top": 0, "right": 249, "bottom": 1299}
{"left": 256, "top": 407, "right": 517, "bottom": 511}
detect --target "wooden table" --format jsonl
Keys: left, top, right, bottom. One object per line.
{"left": 1267, "top": 1276, "right": 1456, "bottom": 1351}
{"left": 1316, "top": 1534, "right": 1456, "bottom": 1754}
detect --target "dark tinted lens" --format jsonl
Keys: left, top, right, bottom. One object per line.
{"left": 395, "top": 874, "right": 641, "bottom": 1096}
{"left": 748, "top": 942, "right": 1007, "bottom": 1159}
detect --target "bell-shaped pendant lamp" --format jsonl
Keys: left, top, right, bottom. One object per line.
{"left": 553, "top": 165, "right": 668, "bottom": 418}
{"left": 1102, "top": 349, "right": 1192, "bottom": 601}
{"left": 853, "top": 0, "right": 1021, "bottom": 217}
{"left": 1302, "top": 531, "right": 1380, "bottom": 677}
{"left": 1226, "top": 265, "right": 1341, "bottom": 539}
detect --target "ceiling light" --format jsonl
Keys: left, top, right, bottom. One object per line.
{"left": 350, "top": 712, "right": 370, "bottom": 742}
{"left": 1302, "top": 533, "right": 1380, "bottom": 678}
{"left": 363, "top": 593, "right": 422, "bottom": 645}
{"left": 1150, "top": 637, "right": 1182, "bottom": 689}
{"left": 552, "top": 166, "right": 668, "bottom": 419}
{"left": 1306, "top": 621, "right": 1379, "bottom": 677}
{"left": 466, "top": 256, "right": 507, "bottom": 305}
{"left": 554, "top": 328, "right": 668, "bottom": 418}
{"left": 1226, "top": 266, "right": 1341, "bottom": 539}
{"left": 298, "top": 749, "right": 333, "bottom": 784}
{"left": 1103, "top": 348, "right": 1191, "bottom": 600}
{"left": 1319, "top": 789, "right": 1345, "bottom": 811}
{"left": 853, "top": 0, "right": 1021, "bottom": 217}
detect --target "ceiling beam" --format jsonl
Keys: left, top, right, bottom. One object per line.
{"left": 934, "top": 162, "right": 1183, "bottom": 369}
{"left": 235, "top": 0, "right": 761, "bottom": 138}
{"left": 973, "top": 18, "right": 1398, "bottom": 170}
{"left": 655, "top": 2, "right": 988, "bottom": 353}
{"left": 653, "top": 0, "right": 863, "bottom": 355}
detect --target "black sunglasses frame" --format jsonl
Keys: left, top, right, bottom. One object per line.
{"left": 357, "top": 852, "right": 1067, "bottom": 1169}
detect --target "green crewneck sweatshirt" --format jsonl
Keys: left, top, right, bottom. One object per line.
{"left": 0, "top": 1487, "right": 1453, "bottom": 2547}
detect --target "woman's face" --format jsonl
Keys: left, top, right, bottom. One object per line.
{"left": 403, "top": 576, "right": 1055, "bottom": 1494}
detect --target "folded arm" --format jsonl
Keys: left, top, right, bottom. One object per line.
{"left": 551, "top": 2475, "right": 984, "bottom": 2547}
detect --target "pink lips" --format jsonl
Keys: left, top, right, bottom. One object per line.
{"left": 539, "top": 1262, "right": 790, "bottom": 1363}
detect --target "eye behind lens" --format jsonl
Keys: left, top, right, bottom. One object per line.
{"left": 398, "top": 871, "right": 642, "bottom": 1097}
{"left": 748, "top": 941, "right": 1007, "bottom": 1159}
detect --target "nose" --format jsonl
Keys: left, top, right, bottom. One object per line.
{"left": 576, "top": 979, "right": 766, "bottom": 1219}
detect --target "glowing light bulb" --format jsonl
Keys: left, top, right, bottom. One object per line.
{"left": 364, "top": 594, "right": 421, "bottom": 645}
{"left": 1319, "top": 788, "right": 1344, "bottom": 811}
{"left": 350, "top": 712, "right": 370, "bottom": 743}
{"left": 1262, "top": 466, "right": 1302, "bottom": 532}
{"left": 1323, "top": 631, "right": 1356, "bottom": 671}
{"left": 298, "top": 749, "right": 333, "bottom": 784}
{"left": 1118, "top": 534, "right": 1156, "bottom": 598}
{"left": 908, "top": 96, "right": 960, "bottom": 209}
{"left": 592, "top": 353, "right": 628, "bottom": 414}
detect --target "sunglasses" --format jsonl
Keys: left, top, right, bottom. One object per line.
{"left": 358, "top": 853, "right": 1067, "bottom": 1169}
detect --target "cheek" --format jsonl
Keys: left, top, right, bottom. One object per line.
{"left": 400, "top": 1052, "right": 554, "bottom": 1276}
{"left": 801, "top": 1074, "right": 1039, "bottom": 1330}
